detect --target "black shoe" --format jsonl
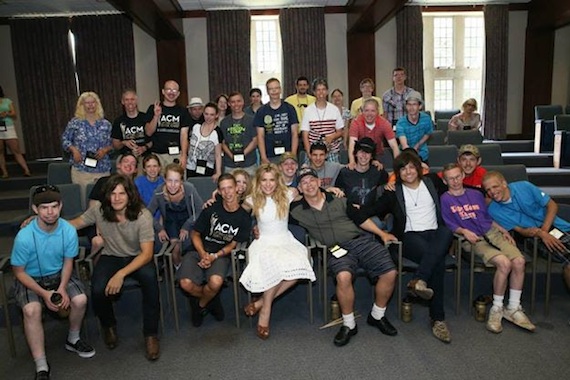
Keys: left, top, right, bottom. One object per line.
{"left": 189, "top": 296, "right": 205, "bottom": 327}
{"left": 333, "top": 325, "right": 358, "bottom": 347}
{"left": 102, "top": 326, "right": 118, "bottom": 349}
{"left": 367, "top": 314, "right": 398, "bottom": 336}
{"left": 207, "top": 294, "right": 225, "bottom": 321}
{"left": 35, "top": 368, "right": 50, "bottom": 380}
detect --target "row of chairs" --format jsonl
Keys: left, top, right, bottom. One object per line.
{"left": 428, "top": 129, "right": 483, "bottom": 147}
{"left": 534, "top": 104, "right": 570, "bottom": 153}
{"left": 427, "top": 143, "right": 504, "bottom": 172}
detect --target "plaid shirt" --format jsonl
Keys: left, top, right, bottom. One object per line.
{"left": 382, "top": 86, "right": 414, "bottom": 126}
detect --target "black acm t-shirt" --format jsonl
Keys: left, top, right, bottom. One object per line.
{"left": 111, "top": 112, "right": 151, "bottom": 155}
{"left": 145, "top": 103, "right": 191, "bottom": 154}
{"left": 193, "top": 202, "right": 251, "bottom": 253}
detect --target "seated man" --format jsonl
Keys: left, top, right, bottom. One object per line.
{"left": 483, "top": 171, "right": 570, "bottom": 290}
{"left": 70, "top": 174, "right": 160, "bottom": 361}
{"left": 438, "top": 144, "right": 487, "bottom": 189}
{"left": 178, "top": 173, "right": 251, "bottom": 327}
{"left": 303, "top": 141, "right": 344, "bottom": 196}
{"left": 290, "top": 168, "right": 398, "bottom": 347}
{"left": 441, "top": 164, "right": 535, "bottom": 333}
{"left": 279, "top": 152, "right": 299, "bottom": 187}
{"left": 12, "top": 185, "right": 94, "bottom": 380}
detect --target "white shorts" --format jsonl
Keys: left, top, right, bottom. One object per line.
{"left": 0, "top": 124, "right": 18, "bottom": 140}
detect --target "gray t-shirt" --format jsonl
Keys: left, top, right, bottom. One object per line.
{"left": 219, "top": 113, "right": 256, "bottom": 168}
{"left": 80, "top": 206, "right": 154, "bottom": 258}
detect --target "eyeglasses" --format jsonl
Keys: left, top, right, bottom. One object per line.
{"left": 33, "top": 184, "right": 60, "bottom": 195}
{"left": 164, "top": 88, "right": 179, "bottom": 93}
{"left": 466, "top": 103, "right": 476, "bottom": 107}
{"left": 298, "top": 104, "right": 308, "bottom": 108}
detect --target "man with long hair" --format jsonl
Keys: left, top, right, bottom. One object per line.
{"left": 71, "top": 174, "right": 160, "bottom": 361}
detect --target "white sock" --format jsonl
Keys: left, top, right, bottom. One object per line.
{"left": 67, "top": 330, "right": 80, "bottom": 344}
{"left": 370, "top": 303, "right": 386, "bottom": 320}
{"left": 35, "top": 356, "right": 49, "bottom": 373}
{"left": 508, "top": 289, "right": 522, "bottom": 310}
{"left": 342, "top": 313, "right": 356, "bottom": 330}
{"left": 492, "top": 294, "right": 504, "bottom": 309}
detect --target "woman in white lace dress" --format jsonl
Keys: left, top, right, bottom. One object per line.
{"left": 239, "top": 163, "right": 316, "bottom": 339}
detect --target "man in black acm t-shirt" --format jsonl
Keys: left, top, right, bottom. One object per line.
{"left": 145, "top": 80, "right": 191, "bottom": 167}
{"left": 111, "top": 89, "right": 152, "bottom": 162}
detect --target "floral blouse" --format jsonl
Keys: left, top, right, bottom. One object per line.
{"left": 61, "top": 117, "right": 112, "bottom": 173}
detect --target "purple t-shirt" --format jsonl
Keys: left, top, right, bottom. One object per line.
{"left": 441, "top": 188, "right": 493, "bottom": 235}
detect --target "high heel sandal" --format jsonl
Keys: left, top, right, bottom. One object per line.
{"left": 244, "top": 302, "right": 261, "bottom": 317}
{"left": 256, "top": 325, "right": 270, "bottom": 340}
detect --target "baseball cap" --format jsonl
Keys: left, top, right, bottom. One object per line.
{"left": 279, "top": 152, "right": 298, "bottom": 164}
{"left": 296, "top": 167, "right": 318, "bottom": 183}
{"left": 187, "top": 97, "right": 204, "bottom": 108}
{"left": 32, "top": 185, "right": 61, "bottom": 206}
{"left": 458, "top": 144, "right": 480, "bottom": 158}
{"left": 354, "top": 137, "right": 376, "bottom": 154}
{"left": 405, "top": 91, "right": 423, "bottom": 104}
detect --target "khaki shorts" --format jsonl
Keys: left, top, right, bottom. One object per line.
{"left": 467, "top": 226, "right": 523, "bottom": 265}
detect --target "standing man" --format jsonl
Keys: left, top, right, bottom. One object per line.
{"left": 219, "top": 92, "right": 258, "bottom": 176}
{"left": 348, "top": 98, "right": 400, "bottom": 170}
{"left": 255, "top": 78, "right": 299, "bottom": 164}
{"left": 290, "top": 168, "right": 398, "bottom": 347}
{"left": 350, "top": 78, "right": 384, "bottom": 119}
{"left": 382, "top": 68, "right": 415, "bottom": 127}
{"left": 483, "top": 171, "right": 570, "bottom": 290}
{"left": 111, "top": 89, "right": 152, "bottom": 161}
{"left": 441, "top": 164, "right": 535, "bottom": 333}
{"left": 145, "top": 80, "right": 192, "bottom": 167}
{"left": 178, "top": 173, "right": 251, "bottom": 327}
{"left": 285, "top": 76, "right": 316, "bottom": 123}
{"left": 300, "top": 78, "right": 344, "bottom": 162}
{"left": 12, "top": 185, "right": 94, "bottom": 379}
{"left": 187, "top": 97, "right": 205, "bottom": 126}
{"left": 70, "top": 174, "right": 160, "bottom": 361}
{"left": 396, "top": 91, "right": 433, "bottom": 163}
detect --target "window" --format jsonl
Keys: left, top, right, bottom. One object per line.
{"left": 423, "top": 12, "right": 484, "bottom": 115}
{"left": 251, "top": 15, "right": 282, "bottom": 103}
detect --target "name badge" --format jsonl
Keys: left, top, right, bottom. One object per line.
{"left": 196, "top": 159, "right": 207, "bottom": 175}
{"left": 168, "top": 146, "right": 180, "bottom": 155}
{"left": 0, "top": 120, "right": 6, "bottom": 131}
{"left": 330, "top": 244, "right": 348, "bottom": 258}
{"left": 273, "top": 140, "right": 285, "bottom": 155}
{"left": 234, "top": 154, "right": 245, "bottom": 163}
{"left": 84, "top": 151, "right": 98, "bottom": 168}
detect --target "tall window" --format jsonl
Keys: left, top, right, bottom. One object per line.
{"left": 423, "top": 12, "right": 484, "bottom": 115}
{"left": 251, "top": 15, "right": 282, "bottom": 103}
{"left": 68, "top": 29, "right": 80, "bottom": 96}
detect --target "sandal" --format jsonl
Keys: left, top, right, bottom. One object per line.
{"left": 256, "top": 325, "right": 270, "bottom": 340}
{"left": 244, "top": 301, "right": 261, "bottom": 317}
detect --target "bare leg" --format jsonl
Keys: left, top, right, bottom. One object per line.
{"left": 6, "top": 139, "right": 30, "bottom": 175}
{"left": 68, "top": 294, "right": 88, "bottom": 331}
{"left": 171, "top": 239, "right": 181, "bottom": 267}
{"left": 374, "top": 269, "right": 397, "bottom": 307}
{"left": 22, "top": 302, "right": 45, "bottom": 359}
{"left": 200, "top": 275, "right": 224, "bottom": 307}
{"left": 179, "top": 279, "right": 203, "bottom": 298}
{"left": 335, "top": 271, "right": 355, "bottom": 314}
{"left": 508, "top": 256, "right": 526, "bottom": 291}
{"left": 0, "top": 140, "right": 7, "bottom": 176}
{"left": 257, "top": 280, "right": 298, "bottom": 328}
{"left": 489, "top": 255, "right": 512, "bottom": 295}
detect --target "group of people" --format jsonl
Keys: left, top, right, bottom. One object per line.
{"left": 10, "top": 71, "right": 570, "bottom": 380}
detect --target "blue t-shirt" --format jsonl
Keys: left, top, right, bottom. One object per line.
{"left": 253, "top": 101, "right": 298, "bottom": 158}
{"left": 11, "top": 218, "right": 79, "bottom": 277}
{"left": 396, "top": 112, "right": 433, "bottom": 161}
{"left": 487, "top": 181, "right": 570, "bottom": 232}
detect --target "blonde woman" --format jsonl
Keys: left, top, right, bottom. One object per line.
{"left": 239, "top": 163, "right": 316, "bottom": 340}
{"left": 62, "top": 92, "right": 112, "bottom": 189}
{"left": 448, "top": 98, "right": 482, "bottom": 132}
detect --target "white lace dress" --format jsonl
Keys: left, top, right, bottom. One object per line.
{"left": 239, "top": 190, "right": 316, "bottom": 293}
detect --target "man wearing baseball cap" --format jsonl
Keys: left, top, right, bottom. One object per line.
{"left": 279, "top": 152, "right": 299, "bottom": 187}
{"left": 395, "top": 91, "right": 433, "bottom": 163}
{"left": 457, "top": 144, "right": 487, "bottom": 188}
{"left": 11, "top": 185, "right": 94, "bottom": 379}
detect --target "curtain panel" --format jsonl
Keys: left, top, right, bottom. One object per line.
{"left": 72, "top": 14, "right": 136, "bottom": 123}
{"left": 10, "top": 18, "right": 77, "bottom": 159}
{"left": 483, "top": 5, "right": 509, "bottom": 140}
{"left": 206, "top": 10, "right": 252, "bottom": 101}
{"left": 396, "top": 6, "right": 425, "bottom": 98}
{"left": 279, "top": 7, "right": 327, "bottom": 97}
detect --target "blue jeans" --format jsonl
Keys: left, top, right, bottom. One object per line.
{"left": 91, "top": 255, "right": 160, "bottom": 336}
{"left": 402, "top": 226, "right": 452, "bottom": 321}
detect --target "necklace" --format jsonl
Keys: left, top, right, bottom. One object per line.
{"left": 403, "top": 184, "right": 421, "bottom": 207}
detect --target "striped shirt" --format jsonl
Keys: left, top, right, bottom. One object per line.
{"left": 300, "top": 102, "right": 344, "bottom": 153}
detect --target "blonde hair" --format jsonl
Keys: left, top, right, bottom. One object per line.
{"left": 231, "top": 168, "right": 251, "bottom": 202}
{"left": 75, "top": 92, "right": 105, "bottom": 119}
{"left": 462, "top": 98, "right": 478, "bottom": 111}
{"left": 251, "top": 163, "right": 289, "bottom": 220}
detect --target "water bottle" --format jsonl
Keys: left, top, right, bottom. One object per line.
{"left": 50, "top": 292, "right": 70, "bottom": 318}
{"left": 401, "top": 297, "right": 413, "bottom": 323}
{"left": 330, "top": 294, "right": 341, "bottom": 321}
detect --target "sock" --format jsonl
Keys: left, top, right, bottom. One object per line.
{"left": 342, "top": 312, "right": 356, "bottom": 330}
{"left": 508, "top": 289, "right": 522, "bottom": 310}
{"left": 370, "top": 303, "right": 386, "bottom": 320}
{"left": 492, "top": 294, "right": 504, "bottom": 309}
{"left": 67, "top": 330, "right": 80, "bottom": 344}
{"left": 35, "top": 356, "right": 49, "bottom": 373}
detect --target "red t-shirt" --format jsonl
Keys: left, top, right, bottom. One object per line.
{"left": 349, "top": 114, "right": 394, "bottom": 155}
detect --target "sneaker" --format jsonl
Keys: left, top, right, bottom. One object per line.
{"left": 207, "top": 294, "right": 225, "bottom": 321}
{"left": 65, "top": 339, "right": 96, "bottom": 358}
{"left": 189, "top": 296, "right": 206, "bottom": 327}
{"left": 504, "top": 306, "right": 536, "bottom": 332}
{"left": 486, "top": 306, "right": 503, "bottom": 334}
{"left": 35, "top": 369, "right": 50, "bottom": 380}
{"left": 431, "top": 320, "right": 451, "bottom": 343}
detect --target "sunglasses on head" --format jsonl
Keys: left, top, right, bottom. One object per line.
{"left": 33, "top": 184, "right": 60, "bottom": 195}
{"left": 298, "top": 104, "right": 308, "bottom": 108}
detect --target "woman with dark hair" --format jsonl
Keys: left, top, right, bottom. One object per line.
{"left": 0, "top": 85, "right": 31, "bottom": 178}
{"left": 215, "top": 93, "right": 231, "bottom": 123}
{"left": 352, "top": 150, "right": 453, "bottom": 343}
{"left": 245, "top": 88, "right": 263, "bottom": 116}
{"left": 70, "top": 174, "right": 160, "bottom": 360}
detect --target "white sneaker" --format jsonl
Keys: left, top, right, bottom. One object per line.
{"left": 504, "top": 306, "right": 536, "bottom": 332}
{"left": 486, "top": 306, "right": 503, "bottom": 334}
